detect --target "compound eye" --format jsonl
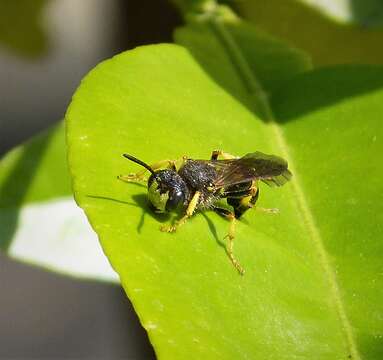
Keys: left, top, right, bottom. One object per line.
{"left": 166, "top": 190, "right": 185, "bottom": 212}
{"left": 147, "top": 178, "right": 169, "bottom": 213}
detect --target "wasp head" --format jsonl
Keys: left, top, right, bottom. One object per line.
{"left": 123, "top": 154, "right": 189, "bottom": 213}
{"left": 147, "top": 170, "right": 189, "bottom": 213}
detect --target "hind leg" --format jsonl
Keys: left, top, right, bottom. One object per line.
{"left": 226, "top": 182, "right": 259, "bottom": 219}
{"left": 213, "top": 206, "right": 244, "bottom": 275}
{"left": 226, "top": 183, "right": 279, "bottom": 218}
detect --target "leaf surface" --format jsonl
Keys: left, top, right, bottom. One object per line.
{"left": 66, "top": 42, "right": 383, "bottom": 359}
{"left": 175, "top": 8, "right": 312, "bottom": 96}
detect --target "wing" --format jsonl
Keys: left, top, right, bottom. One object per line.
{"left": 200, "top": 151, "right": 292, "bottom": 189}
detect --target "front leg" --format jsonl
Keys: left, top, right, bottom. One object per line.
{"left": 160, "top": 191, "right": 200, "bottom": 233}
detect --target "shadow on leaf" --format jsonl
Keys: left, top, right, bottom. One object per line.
{"left": 175, "top": 17, "right": 383, "bottom": 123}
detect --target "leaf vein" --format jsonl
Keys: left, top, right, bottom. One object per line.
{"left": 206, "top": 6, "right": 360, "bottom": 358}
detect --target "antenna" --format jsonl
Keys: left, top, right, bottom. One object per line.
{"left": 122, "top": 154, "right": 154, "bottom": 174}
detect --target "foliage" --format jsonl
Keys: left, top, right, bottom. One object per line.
{"left": 235, "top": 0, "right": 383, "bottom": 66}
{"left": 65, "top": 13, "right": 383, "bottom": 357}
{"left": 0, "top": 124, "right": 117, "bottom": 281}
{"left": 2, "top": 1, "right": 383, "bottom": 358}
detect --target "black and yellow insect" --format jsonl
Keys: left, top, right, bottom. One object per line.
{"left": 119, "top": 150, "right": 292, "bottom": 274}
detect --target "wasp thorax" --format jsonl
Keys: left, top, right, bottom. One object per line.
{"left": 147, "top": 170, "right": 189, "bottom": 213}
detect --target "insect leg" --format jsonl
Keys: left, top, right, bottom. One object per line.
{"left": 255, "top": 207, "right": 279, "bottom": 214}
{"left": 210, "top": 150, "right": 237, "bottom": 160}
{"left": 151, "top": 159, "right": 177, "bottom": 171}
{"left": 118, "top": 159, "right": 177, "bottom": 183}
{"left": 160, "top": 191, "right": 200, "bottom": 233}
{"left": 226, "top": 185, "right": 279, "bottom": 217}
{"left": 213, "top": 206, "right": 244, "bottom": 275}
{"left": 117, "top": 173, "right": 147, "bottom": 182}
{"left": 227, "top": 182, "right": 259, "bottom": 219}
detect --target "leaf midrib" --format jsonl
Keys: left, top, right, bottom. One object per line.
{"left": 201, "top": 5, "right": 360, "bottom": 359}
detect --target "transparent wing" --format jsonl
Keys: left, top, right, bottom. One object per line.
{"left": 198, "top": 151, "right": 292, "bottom": 189}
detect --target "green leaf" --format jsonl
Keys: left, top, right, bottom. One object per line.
{"left": 235, "top": 0, "right": 383, "bottom": 66}
{"left": 0, "top": 123, "right": 117, "bottom": 282}
{"left": 66, "top": 42, "right": 383, "bottom": 358}
{"left": 0, "top": 0, "right": 48, "bottom": 57}
{"left": 272, "top": 65, "right": 383, "bottom": 359}
{"left": 175, "top": 6, "right": 312, "bottom": 97}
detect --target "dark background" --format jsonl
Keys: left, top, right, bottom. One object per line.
{"left": 0, "top": 0, "right": 180, "bottom": 358}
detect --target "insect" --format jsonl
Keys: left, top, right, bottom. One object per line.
{"left": 118, "top": 150, "right": 292, "bottom": 275}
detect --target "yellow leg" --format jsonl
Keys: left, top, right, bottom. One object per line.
{"left": 224, "top": 213, "right": 245, "bottom": 275}
{"left": 150, "top": 159, "right": 177, "bottom": 171}
{"left": 118, "top": 172, "right": 147, "bottom": 182}
{"left": 118, "top": 159, "right": 177, "bottom": 183}
{"left": 255, "top": 207, "right": 279, "bottom": 214}
{"left": 236, "top": 181, "right": 278, "bottom": 215}
{"left": 160, "top": 191, "right": 200, "bottom": 233}
{"left": 211, "top": 150, "right": 237, "bottom": 160}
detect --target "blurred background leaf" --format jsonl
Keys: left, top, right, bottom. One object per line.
{"left": 233, "top": 0, "right": 383, "bottom": 66}
{"left": 175, "top": 5, "right": 312, "bottom": 99}
{"left": 298, "top": 0, "right": 383, "bottom": 28}
{"left": 0, "top": 123, "right": 118, "bottom": 282}
{"left": 0, "top": 0, "right": 48, "bottom": 57}
{"left": 172, "top": 0, "right": 383, "bottom": 29}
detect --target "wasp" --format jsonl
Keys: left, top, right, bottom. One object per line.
{"left": 118, "top": 150, "right": 292, "bottom": 275}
